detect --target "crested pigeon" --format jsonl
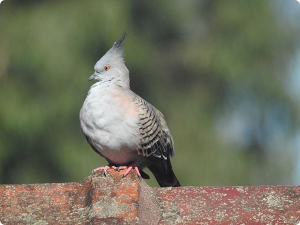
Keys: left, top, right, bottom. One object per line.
{"left": 80, "top": 31, "right": 180, "bottom": 187}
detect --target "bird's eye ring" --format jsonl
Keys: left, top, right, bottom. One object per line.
{"left": 104, "top": 65, "right": 111, "bottom": 71}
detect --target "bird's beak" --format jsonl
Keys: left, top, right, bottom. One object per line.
{"left": 88, "top": 73, "right": 96, "bottom": 81}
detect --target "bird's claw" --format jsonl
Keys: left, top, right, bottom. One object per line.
{"left": 137, "top": 175, "right": 142, "bottom": 181}
{"left": 112, "top": 166, "right": 124, "bottom": 172}
{"left": 120, "top": 165, "right": 142, "bottom": 181}
{"left": 92, "top": 165, "right": 142, "bottom": 180}
{"left": 92, "top": 166, "right": 110, "bottom": 176}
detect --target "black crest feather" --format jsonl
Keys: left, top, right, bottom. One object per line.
{"left": 113, "top": 29, "right": 129, "bottom": 51}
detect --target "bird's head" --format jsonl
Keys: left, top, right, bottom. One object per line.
{"left": 88, "top": 31, "right": 130, "bottom": 88}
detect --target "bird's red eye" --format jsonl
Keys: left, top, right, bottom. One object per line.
{"left": 104, "top": 65, "right": 111, "bottom": 71}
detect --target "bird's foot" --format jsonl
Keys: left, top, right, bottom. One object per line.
{"left": 117, "top": 165, "right": 142, "bottom": 180}
{"left": 92, "top": 165, "right": 142, "bottom": 180}
{"left": 92, "top": 166, "right": 111, "bottom": 176}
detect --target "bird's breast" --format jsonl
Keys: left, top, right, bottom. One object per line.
{"left": 80, "top": 85, "right": 140, "bottom": 159}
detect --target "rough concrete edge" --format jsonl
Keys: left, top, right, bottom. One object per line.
{"left": 81, "top": 170, "right": 141, "bottom": 225}
{"left": 82, "top": 175, "right": 94, "bottom": 224}
{"left": 137, "top": 180, "right": 161, "bottom": 225}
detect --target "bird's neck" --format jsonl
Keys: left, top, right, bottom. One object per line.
{"left": 117, "top": 78, "right": 130, "bottom": 89}
{"left": 90, "top": 79, "right": 130, "bottom": 93}
{"left": 113, "top": 73, "right": 130, "bottom": 89}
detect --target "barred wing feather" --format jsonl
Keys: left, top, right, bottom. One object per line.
{"left": 133, "top": 96, "right": 174, "bottom": 160}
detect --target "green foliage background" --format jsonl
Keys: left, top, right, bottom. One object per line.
{"left": 0, "top": 0, "right": 300, "bottom": 187}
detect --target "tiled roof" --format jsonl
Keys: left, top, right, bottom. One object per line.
{"left": 1, "top": 169, "right": 299, "bottom": 224}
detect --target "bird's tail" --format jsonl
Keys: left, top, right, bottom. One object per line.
{"left": 148, "top": 164, "right": 181, "bottom": 187}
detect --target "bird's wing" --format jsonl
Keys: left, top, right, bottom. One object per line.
{"left": 132, "top": 95, "right": 174, "bottom": 160}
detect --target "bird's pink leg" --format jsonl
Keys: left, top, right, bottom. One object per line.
{"left": 134, "top": 167, "right": 142, "bottom": 179}
{"left": 120, "top": 165, "right": 141, "bottom": 180}
{"left": 93, "top": 165, "right": 141, "bottom": 180}
{"left": 121, "top": 166, "right": 133, "bottom": 177}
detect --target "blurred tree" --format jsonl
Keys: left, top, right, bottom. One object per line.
{"left": 0, "top": 0, "right": 299, "bottom": 186}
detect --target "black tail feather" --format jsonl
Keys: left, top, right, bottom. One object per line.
{"left": 140, "top": 170, "right": 150, "bottom": 179}
{"left": 148, "top": 164, "right": 181, "bottom": 187}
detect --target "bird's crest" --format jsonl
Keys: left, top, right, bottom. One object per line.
{"left": 98, "top": 29, "right": 129, "bottom": 67}
{"left": 112, "top": 29, "right": 129, "bottom": 53}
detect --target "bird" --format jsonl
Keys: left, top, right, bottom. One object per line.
{"left": 79, "top": 31, "right": 180, "bottom": 187}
